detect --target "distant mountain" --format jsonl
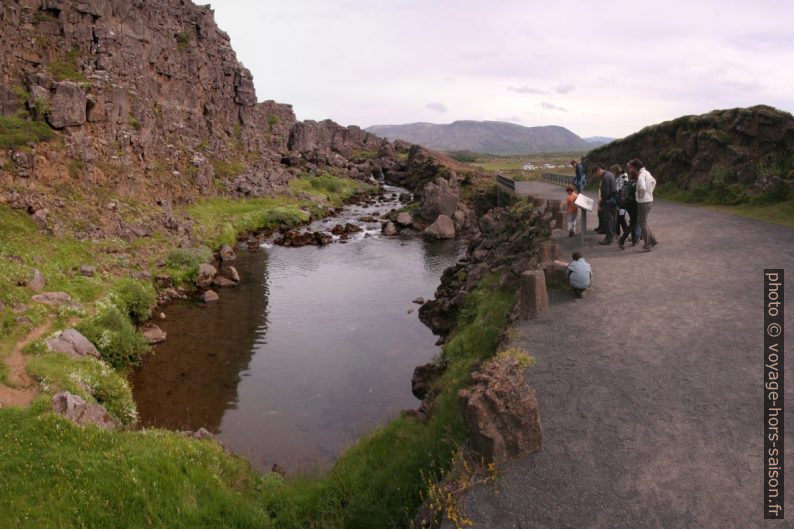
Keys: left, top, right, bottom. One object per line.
{"left": 365, "top": 121, "right": 592, "bottom": 155}
{"left": 583, "top": 136, "right": 615, "bottom": 146}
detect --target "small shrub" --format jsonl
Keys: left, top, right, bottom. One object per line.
{"left": 48, "top": 49, "right": 86, "bottom": 82}
{"left": 111, "top": 278, "right": 155, "bottom": 324}
{"left": 176, "top": 31, "right": 191, "bottom": 51}
{"left": 0, "top": 115, "right": 54, "bottom": 149}
{"left": 128, "top": 115, "right": 141, "bottom": 130}
{"left": 26, "top": 353, "right": 138, "bottom": 424}
{"left": 211, "top": 158, "right": 245, "bottom": 178}
{"left": 267, "top": 114, "right": 279, "bottom": 127}
{"left": 76, "top": 305, "right": 149, "bottom": 369}
{"left": 496, "top": 346, "right": 537, "bottom": 370}
{"left": 165, "top": 246, "right": 213, "bottom": 285}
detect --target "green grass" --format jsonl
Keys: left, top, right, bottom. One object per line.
{"left": 189, "top": 174, "right": 369, "bottom": 248}
{"left": 26, "top": 353, "right": 138, "bottom": 424}
{"left": 0, "top": 405, "right": 270, "bottom": 529}
{"left": 48, "top": 49, "right": 87, "bottom": 82}
{"left": 0, "top": 205, "right": 107, "bottom": 309}
{"left": 0, "top": 273, "right": 515, "bottom": 529}
{"left": 210, "top": 158, "right": 245, "bottom": 179}
{"left": 656, "top": 182, "right": 794, "bottom": 228}
{"left": 0, "top": 115, "right": 54, "bottom": 149}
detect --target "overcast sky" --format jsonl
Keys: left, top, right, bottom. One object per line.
{"left": 209, "top": 0, "right": 794, "bottom": 138}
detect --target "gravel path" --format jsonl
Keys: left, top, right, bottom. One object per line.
{"left": 453, "top": 186, "right": 793, "bottom": 528}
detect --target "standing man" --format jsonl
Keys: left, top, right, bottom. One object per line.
{"left": 593, "top": 164, "right": 617, "bottom": 245}
{"left": 571, "top": 159, "right": 586, "bottom": 193}
{"left": 628, "top": 158, "right": 657, "bottom": 252}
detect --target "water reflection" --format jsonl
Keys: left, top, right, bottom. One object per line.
{"left": 132, "top": 194, "right": 463, "bottom": 471}
{"left": 131, "top": 253, "right": 269, "bottom": 432}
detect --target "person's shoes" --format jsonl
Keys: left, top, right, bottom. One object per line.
{"left": 598, "top": 240, "right": 612, "bottom": 245}
{"left": 631, "top": 239, "right": 638, "bottom": 246}
{"left": 652, "top": 241, "right": 658, "bottom": 247}
{"left": 569, "top": 230, "right": 575, "bottom": 237}
{"left": 618, "top": 240, "right": 625, "bottom": 249}
{"left": 640, "top": 244, "right": 652, "bottom": 252}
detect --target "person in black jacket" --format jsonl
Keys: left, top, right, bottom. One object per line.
{"left": 593, "top": 164, "right": 617, "bottom": 244}
{"left": 618, "top": 168, "right": 640, "bottom": 248}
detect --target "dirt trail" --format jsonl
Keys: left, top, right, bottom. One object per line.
{"left": 0, "top": 318, "right": 53, "bottom": 407}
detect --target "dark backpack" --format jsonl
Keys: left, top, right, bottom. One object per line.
{"left": 618, "top": 179, "right": 636, "bottom": 208}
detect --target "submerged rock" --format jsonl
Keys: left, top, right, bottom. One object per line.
{"left": 203, "top": 290, "right": 219, "bottom": 303}
{"left": 140, "top": 323, "right": 167, "bottom": 345}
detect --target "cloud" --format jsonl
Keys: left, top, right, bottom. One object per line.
{"left": 508, "top": 85, "right": 547, "bottom": 95}
{"left": 426, "top": 101, "right": 448, "bottom": 113}
{"left": 541, "top": 102, "right": 567, "bottom": 112}
{"left": 553, "top": 83, "right": 576, "bottom": 94}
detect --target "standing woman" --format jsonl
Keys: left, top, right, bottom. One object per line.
{"left": 628, "top": 159, "right": 658, "bottom": 252}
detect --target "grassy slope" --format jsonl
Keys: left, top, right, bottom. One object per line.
{"left": 0, "top": 275, "right": 514, "bottom": 529}
{"left": 1, "top": 171, "right": 518, "bottom": 528}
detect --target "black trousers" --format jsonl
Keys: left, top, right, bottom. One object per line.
{"left": 620, "top": 203, "right": 638, "bottom": 244}
{"left": 602, "top": 202, "right": 617, "bottom": 242}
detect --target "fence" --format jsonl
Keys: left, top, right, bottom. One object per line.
{"left": 495, "top": 174, "right": 516, "bottom": 190}
{"left": 541, "top": 173, "right": 573, "bottom": 186}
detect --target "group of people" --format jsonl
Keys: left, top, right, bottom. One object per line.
{"left": 565, "top": 159, "right": 658, "bottom": 252}
{"left": 564, "top": 158, "right": 659, "bottom": 298}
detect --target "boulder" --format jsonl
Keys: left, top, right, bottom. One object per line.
{"left": 32, "top": 208, "right": 49, "bottom": 230}
{"left": 80, "top": 264, "right": 96, "bottom": 277}
{"left": 411, "top": 362, "right": 443, "bottom": 400}
{"left": 382, "top": 221, "right": 397, "bottom": 236}
{"left": 225, "top": 266, "right": 240, "bottom": 283}
{"left": 458, "top": 356, "right": 542, "bottom": 463}
{"left": 31, "top": 291, "right": 72, "bottom": 306}
{"left": 419, "top": 178, "right": 459, "bottom": 221}
{"left": 51, "top": 391, "right": 118, "bottom": 429}
{"left": 45, "top": 329, "right": 100, "bottom": 359}
{"left": 29, "top": 269, "right": 46, "bottom": 292}
{"left": 47, "top": 82, "right": 87, "bottom": 129}
{"left": 219, "top": 244, "right": 236, "bottom": 261}
{"left": 196, "top": 264, "right": 217, "bottom": 289}
{"left": 423, "top": 215, "right": 456, "bottom": 239}
{"left": 203, "top": 289, "right": 219, "bottom": 303}
{"left": 140, "top": 323, "right": 167, "bottom": 345}
{"left": 212, "top": 275, "right": 236, "bottom": 288}
{"left": 396, "top": 211, "right": 413, "bottom": 227}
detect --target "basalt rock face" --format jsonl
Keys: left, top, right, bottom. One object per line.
{"left": 584, "top": 105, "right": 794, "bottom": 197}
{"left": 419, "top": 201, "right": 552, "bottom": 337}
{"left": 0, "top": 0, "right": 398, "bottom": 237}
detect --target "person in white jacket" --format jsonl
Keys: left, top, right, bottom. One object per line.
{"left": 628, "top": 159, "right": 657, "bottom": 251}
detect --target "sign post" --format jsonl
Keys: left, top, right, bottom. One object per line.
{"left": 574, "top": 193, "right": 594, "bottom": 245}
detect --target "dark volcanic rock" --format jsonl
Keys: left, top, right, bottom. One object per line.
{"left": 583, "top": 105, "right": 794, "bottom": 198}
{"left": 458, "top": 356, "right": 542, "bottom": 463}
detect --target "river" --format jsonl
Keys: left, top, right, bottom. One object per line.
{"left": 130, "top": 186, "right": 463, "bottom": 472}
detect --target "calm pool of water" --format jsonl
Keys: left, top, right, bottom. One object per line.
{"left": 131, "top": 189, "right": 462, "bottom": 471}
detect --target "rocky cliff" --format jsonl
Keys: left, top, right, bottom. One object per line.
{"left": 366, "top": 121, "right": 591, "bottom": 155}
{"left": 0, "top": 0, "right": 399, "bottom": 238}
{"left": 584, "top": 105, "right": 794, "bottom": 198}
